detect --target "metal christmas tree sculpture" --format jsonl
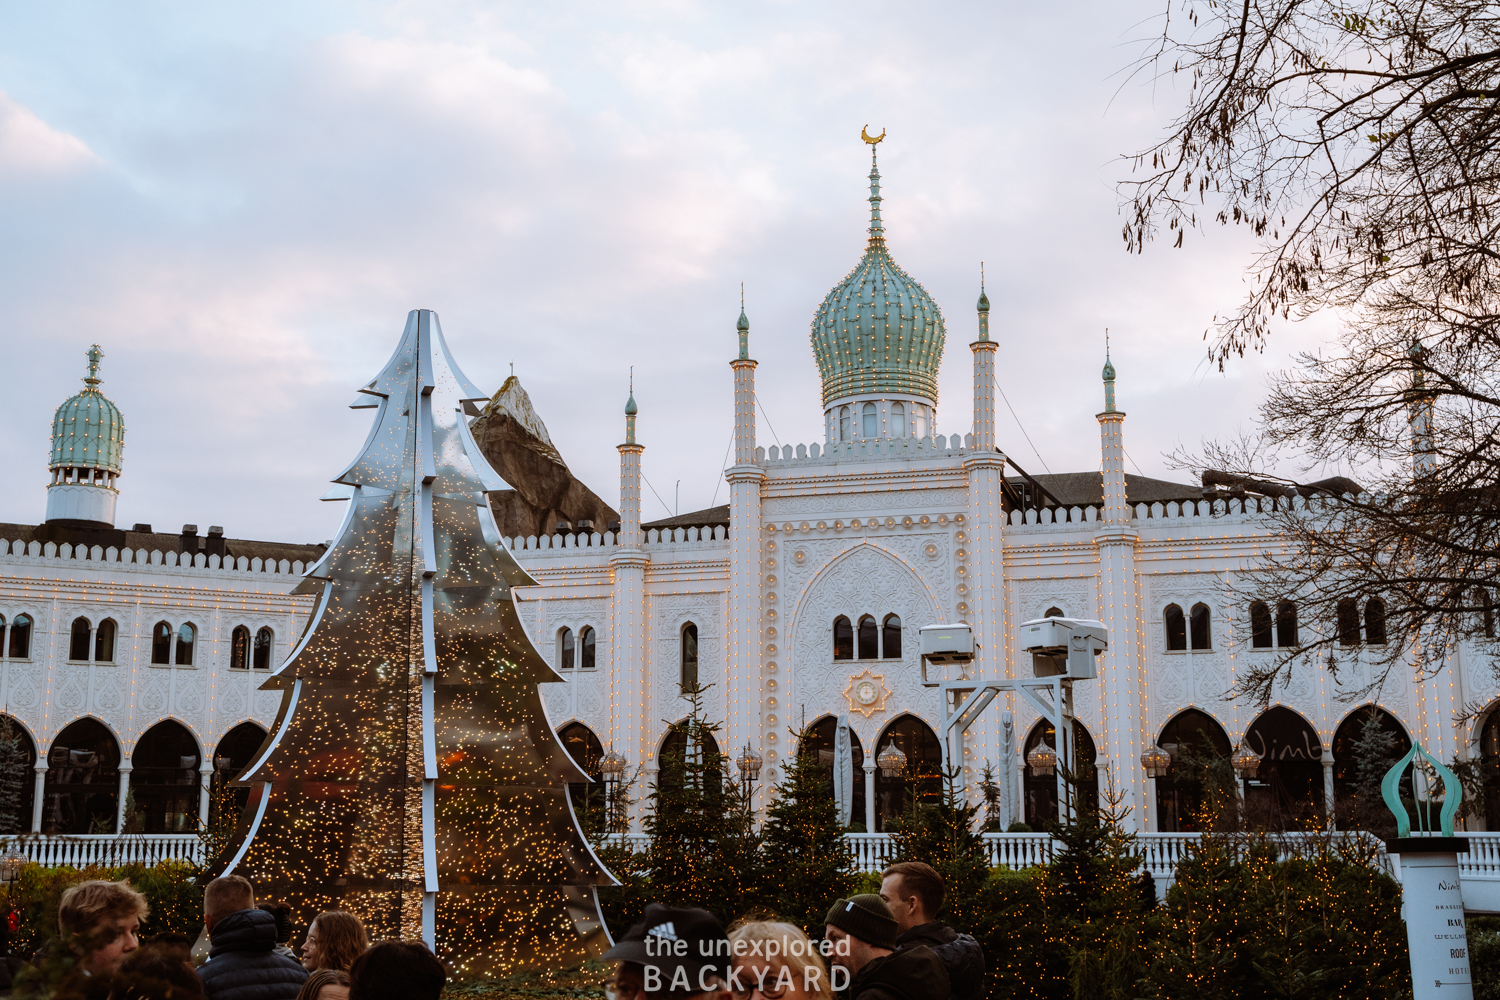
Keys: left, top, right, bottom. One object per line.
{"left": 221, "top": 309, "right": 613, "bottom": 974}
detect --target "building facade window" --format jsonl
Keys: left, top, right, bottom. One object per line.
{"left": 1189, "top": 603, "right": 1212, "bottom": 650}
{"left": 94, "top": 619, "right": 116, "bottom": 663}
{"left": 857, "top": 615, "right": 878, "bottom": 659}
{"left": 912, "top": 404, "right": 929, "bottom": 439}
{"left": 130, "top": 721, "right": 200, "bottom": 834}
{"left": 7, "top": 614, "right": 31, "bottom": 659}
{"left": 253, "top": 627, "right": 274, "bottom": 670}
{"left": 1164, "top": 605, "right": 1186, "bottom": 651}
{"left": 862, "top": 402, "right": 877, "bottom": 437}
{"left": 1044, "top": 606, "right": 1064, "bottom": 618}
{"left": 1365, "top": 598, "right": 1387, "bottom": 644}
{"left": 839, "top": 407, "right": 850, "bottom": 441}
{"left": 1276, "top": 601, "right": 1298, "bottom": 647}
{"left": 42, "top": 718, "right": 120, "bottom": 834}
{"left": 580, "top": 626, "right": 596, "bottom": 670}
{"left": 833, "top": 616, "right": 853, "bottom": 660}
{"left": 557, "top": 627, "right": 575, "bottom": 670}
{"left": 890, "top": 403, "right": 905, "bottom": 437}
{"left": 680, "top": 622, "right": 699, "bottom": 692}
{"left": 1337, "top": 599, "right": 1361, "bottom": 645}
{"left": 882, "top": 615, "right": 902, "bottom": 658}
{"left": 1249, "top": 602, "right": 1272, "bottom": 648}
{"left": 152, "top": 622, "right": 173, "bottom": 664}
{"left": 230, "top": 626, "right": 250, "bottom": 670}
{"left": 175, "top": 623, "right": 196, "bottom": 666}
{"left": 69, "top": 617, "right": 91, "bottom": 661}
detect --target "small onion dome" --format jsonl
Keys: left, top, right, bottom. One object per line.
{"left": 737, "top": 308, "right": 749, "bottom": 332}
{"left": 600, "top": 750, "right": 627, "bottom": 776}
{"left": 1140, "top": 745, "right": 1172, "bottom": 779}
{"left": 876, "top": 742, "right": 907, "bottom": 778}
{"left": 51, "top": 344, "right": 124, "bottom": 473}
{"left": 1231, "top": 743, "right": 1262, "bottom": 779}
{"left": 624, "top": 394, "right": 637, "bottom": 416}
{"left": 977, "top": 288, "right": 990, "bottom": 313}
{"left": 1102, "top": 355, "right": 1116, "bottom": 382}
{"left": 735, "top": 744, "right": 763, "bottom": 778}
{"left": 1026, "top": 743, "right": 1058, "bottom": 778}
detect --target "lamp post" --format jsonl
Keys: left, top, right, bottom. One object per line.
{"left": 735, "top": 745, "right": 763, "bottom": 816}
{"left": 600, "top": 750, "right": 627, "bottom": 835}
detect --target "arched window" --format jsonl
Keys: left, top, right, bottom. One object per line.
{"left": 882, "top": 615, "right": 902, "bottom": 658}
{"left": 580, "top": 626, "right": 596, "bottom": 670}
{"left": 874, "top": 715, "right": 943, "bottom": 831}
{"left": 8, "top": 614, "right": 32, "bottom": 659}
{"left": 912, "top": 405, "right": 929, "bottom": 439}
{"left": 1336, "top": 598, "right": 1361, "bottom": 645}
{"left": 890, "top": 403, "right": 906, "bottom": 437}
{"left": 130, "top": 721, "right": 200, "bottom": 833}
{"left": 680, "top": 622, "right": 699, "bottom": 692}
{"left": 799, "top": 716, "right": 867, "bottom": 830}
{"left": 1153, "top": 709, "right": 1232, "bottom": 832}
{"left": 69, "top": 617, "right": 91, "bottom": 661}
{"left": 0, "top": 716, "right": 37, "bottom": 834}
{"left": 556, "top": 627, "right": 575, "bottom": 670}
{"left": 1022, "top": 719, "right": 1099, "bottom": 828}
{"left": 862, "top": 402, "right": 877, "bottom": 437}
{"left": 857, "top": 615, "right": 878, "bottom": 659}
{"left": 839, "top": 406, "right": 851, "bottom": 442}
{"left": 1331, "top": 705, "right": 1412, "bottom": 836}
{"left": 1479, "top": 588, "right": 1495, "bottom": 639}
{"left": 1164, "top": 605, "right": 1186, "bottom": 651}
{"left": 1276, "top": 601, "right": 1298, "bottom": 647}
{"left": 1242, "top": 706, "right": 1326, "bottom": 829}
{"left": 230, "top": 626, "right": 250, "bottom": 670}
{"left": 42, "top": 718, "right": 120, "bottom": 834}
{"left": 0, "top": 615, "right": 5, "bottom": 658}
{"left": 1249, "top": 602, "right": 1272, "bottom": 648}
{"left": 152, "top": 622, "right": 173, "bottom": 664}
{"left": 558, "top": 722, "right": 605, "bottom": 828}
{"left": 1044, "top": 606, "right": 1064, "bottom": 618}
{"left": 659, "top": 719, "right": 723, "bottom": 796}
{"left": 94, "top": 619, "right": 116, "bottom": 663}
{"left": 1189, "top": 603, "right": 1212, "bottom": 649}
{"left": 253, "top": 627, "right": 274, "bottom": 670}
{"left": 175, "top": 623, "right": 196, "bottom": 666}
{"left": 212, "top": 721, "right": 268, "bottom": 825}
{"left": 833, "top": 616, "right": 853, "bottom": 660}
{"left": 1365, "top": 598, "right": 1387, "bottom": 644}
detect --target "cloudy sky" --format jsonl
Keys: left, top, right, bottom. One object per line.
{"left": 0, "top": 1, "right": 1337, "bottom": 542}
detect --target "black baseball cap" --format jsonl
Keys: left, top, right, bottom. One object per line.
{"left": 604, "top": 904, "right": 731, "bottom": 997}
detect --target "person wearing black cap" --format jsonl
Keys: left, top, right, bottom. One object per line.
{"left": 824, "top": 895, "right": 950, "bottom": 1000}
{"left": 602, "top": 904, "right": 732, "bottom": 1000}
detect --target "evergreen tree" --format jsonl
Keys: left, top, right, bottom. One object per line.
{"left": 642, "top": 685, "right": 760, "bottom": 926}
{"left": 0, "top": 717, "right": 29, "bottom": 835}
{"left": 888, "top": 765, "right": 989, "bottom": 926}
{"left": 757, "top": 728, "right": 856, "bottom": 935}
{"left": 978, "top": 761, "right": 1004, "bottom": 833}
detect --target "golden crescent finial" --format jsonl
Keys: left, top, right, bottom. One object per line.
{"left": 861, "top": 125, "right": 886, "bottom": 145}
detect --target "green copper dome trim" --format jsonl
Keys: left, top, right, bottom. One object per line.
{"left": 810, "top": 144, "right": 945, "bottom": 408}
{"left": 50, "top": 344, "right": 125, "bottom": 472}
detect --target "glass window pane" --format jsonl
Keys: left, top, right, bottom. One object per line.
{"left": 94, "top": 620, "right": 116, "bottom": 663}
{"left": 891, "top": 403, "right": 905, "bottom": 437}
{"left": 862, "top": 403, "right": 877, "bottom": 438}
{"left": 175, "top": 623, "right": 196, "bottom": 665}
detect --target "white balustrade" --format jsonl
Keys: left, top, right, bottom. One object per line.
{"left": 0, "top": 834, "right": 202, "bottom": 868}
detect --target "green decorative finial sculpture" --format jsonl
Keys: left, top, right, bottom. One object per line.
{"left": 1102, "top": 330, "right": 1117, "bottom": 413}
{"left": 1381, "top": 740, "right": 1463, "bottom": 837}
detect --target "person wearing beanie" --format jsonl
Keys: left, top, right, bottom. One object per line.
{"left": 824, "top": 895, "right": 950, "bottom": 1000}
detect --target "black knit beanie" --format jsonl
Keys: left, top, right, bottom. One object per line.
{"left": 824, "top": 894, "right": 898, "bottom": 950}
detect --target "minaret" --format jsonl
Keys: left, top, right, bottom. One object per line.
{"left": 46, "top": 344, "right": 125, "bottom": 528}
{"left": 610, "top": 379, "right": 649, "bottom": 829}
{"left": 1409, "top": 340, "right": 1436, "bottom": 476}
{"left": 725, "top": 301, "right": 766, "bottom": 799}
{"left": 1093, "top": 345, "right": 1147, "bottom": 830}
{"left": 961, "top": 274, "right": 1005, "bottom": 795}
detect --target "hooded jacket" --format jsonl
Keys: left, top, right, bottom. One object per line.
{"left": 895, "top": 922, "right": 985, "bottom": 1000}
{"left": 197, "top": 909, "right": 307, "bottom": 1000}
{"left": 849, "top": 943, "right": 951, "bottom": 1000}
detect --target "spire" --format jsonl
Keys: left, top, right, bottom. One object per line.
{"left": 862, "top": 125, "right": 886, "bottom": 243}
{"left": 1102, "top": 330, "right": 1117, "bottom": 413}
{"left": 737, "top": 282, "right": 750, "bottom": 360}
{"left": 976, "top": 263, "right": 990, "bottom": 342}
{"left": 625, "top": 367, "right": 638, "bottom": 445}
{"left": 84, "top": 344, "right": 103, "bottom": 391}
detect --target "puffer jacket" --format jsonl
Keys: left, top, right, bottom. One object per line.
{"left": 197, "top": 909, "right": 307, "bottom": 1000}
{"left": 849, "top": 943, "right": 950, "bottom": 1000}
{"left": 895, "top": 921, "right": 985, "bottom": 1000}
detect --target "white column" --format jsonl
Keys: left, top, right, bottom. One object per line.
{"left": 863, "top": 762, "right": 876, "bottom": 832}
{"left": 115, "top": 765, "right": 132, "bottom": 834}
{"left": 30, "top": 763, "right": 46, "bottom": 833}
{"left": 961, "top": 332, "right": 1003, "bottom": 802}
{"left": 198, "top": 761, "right": 214, "bottom": 830}
{"left": 612, "top": 407, "right": 649, "bottom": 832}
{"left": 726, "top": 345, "right": 766, "bottom": 809}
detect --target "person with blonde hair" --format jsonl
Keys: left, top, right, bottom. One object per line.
{"left": 57, "top": 879, "right": 149, "bottom": 978}
{"left": 727, "top": 920, "right": 833, "bottom": 1000}
{"left": 297, "top": 912, "right": 367, "bottom": 974}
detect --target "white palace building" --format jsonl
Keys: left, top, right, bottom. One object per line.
{"left": 2, "top": 150, "right": 1498, "bottom": 893}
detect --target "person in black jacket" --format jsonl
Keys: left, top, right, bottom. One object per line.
{"left": 196, "top": 877, "right": 307, "bottom": 1000}
{"left": 824, "top": 895, "right": 949, "bottom": 1000}
{"left": 880, "top": 862, "right": 985, "bottom": 1000}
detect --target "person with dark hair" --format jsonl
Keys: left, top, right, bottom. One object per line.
{"left": 347, "top": 942, "right": 444, "bottom": 1000}
{"left": 824, "top": 895, "right": 949, "bottom": 1000}
{"left": 600, "top": 903, "right": 731, "bottom": 1000}
{"left": 106, "top": 941, "right": 204, "bottom": 1000}
{"left": 196, "top": 877, "right": 306, "bottom": 1000}
{"left": 293, "top": 969, "right": 348, "bottom": 1000}
{"left": 257, "top": 906, "right": 294, "bottom": 961}
{"left": 879, "top": 862, "right": 983, "bottom": 1000}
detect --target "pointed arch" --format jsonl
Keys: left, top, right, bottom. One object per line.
{"left": 130, "top": 719, "right": 202, "bottom": 833}
{"left": 1249, "top": 601, "right": 1272, "bottom": 648}
{"left": 800, "top": 715, "right": 867, "bottom": 830}
{"left": 69, "top": 617, "right": 92, "bottom": 661}
{"left": 43, "top": 717, "right": 121, "bottom": 834}
{"left": 1153, "top": 708, "right": 1232, "bottom": 832}
{"left": 0, "top": 716, "right": 37, "bottom": 834}
{"left": 658, "top": 718, "right": 723, "bottom": 797}
{"left": 94, "top": 618, "right": 117, "bottom": 663}
{"left": 1163, "top": 604, "right": 1186, "bottom": 651}
{"left": 1023, "top": 718, "right": 1099, "bottom": 828}
{"left": 1331, "top": 705, "right": 1412, "bottom": 836}
{"left": 1242, "top": 706, "right": 1325, "bottom": 830}
{"left": 873, "top": 714, "right": 943, "bottom": 832}
{"left": 212, "top": 721, "right": 269, "bottom": 827}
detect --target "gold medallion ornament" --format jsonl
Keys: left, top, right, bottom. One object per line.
{"left": 843, "top": 669, "right": 891, "bottom": 718}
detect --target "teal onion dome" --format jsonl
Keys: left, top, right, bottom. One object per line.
{"left": 810, "top": 149, "right": 945, "bottom": 408}
{"left": 624, "top": 394, "right": 637, "bottom": 416}
{"left": 50, "top": 345, "right": 124, "bottom": 472}
{"left": 737, "top": 308, "right": 749, "bottom": 332}
{"left": 1102, "top": 355, "right": 1116, "bottom": 382}
{"left": 977, "top": 289, "right": 990, "bottom": 313}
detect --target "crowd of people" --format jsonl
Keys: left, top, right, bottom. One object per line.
{"left": 26, "top": 858, "right": 983, "bottom": 1000}
{"left": 29, "top": 875, "right": 445, "bottom": 1000}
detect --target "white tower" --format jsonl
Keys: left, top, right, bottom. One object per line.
{"left": 45, "top": 344, "right": 124, "bottom": 528}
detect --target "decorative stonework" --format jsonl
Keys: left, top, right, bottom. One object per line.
{"left": 844, "top": 668, "right": 891, "bottom": 717}
{"left": 764, "top": 487, "right": 968, "bottom": 517}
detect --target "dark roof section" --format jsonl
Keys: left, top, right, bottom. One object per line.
{"left": 642, "top": 505, "right": 730, "bottom": 531}
{"left": 1010, "top": 473, "right": 1202, "bottom": 508}
{"left": 0, "top": 522, "right": 326, "bottom": 564}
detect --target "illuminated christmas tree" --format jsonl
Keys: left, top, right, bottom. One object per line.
{"left": 220, "top": 309, "right": 613, "bottom": 974}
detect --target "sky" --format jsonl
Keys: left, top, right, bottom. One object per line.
{"left": 0, "top": 0, "right": 1340, "bottom": 542}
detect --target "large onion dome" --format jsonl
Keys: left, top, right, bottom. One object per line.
{"left": 810, "top": 147, "right": 946, "bottom": 408}
{"left": 51, "top": 344, "right": 124, "bottom": 472}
